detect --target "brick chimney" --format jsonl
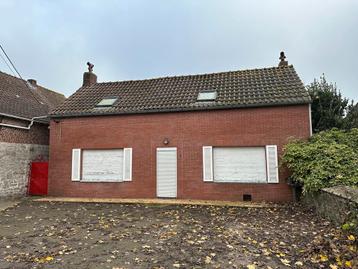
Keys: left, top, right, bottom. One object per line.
{"left": 27, "top": 79, "right": 37, "bottom": 86}
{"left": 82, "top": 62, "right": 97, "bottom": 87}
{"left": 278, "top": 51, "right": 288, "bottom": 67}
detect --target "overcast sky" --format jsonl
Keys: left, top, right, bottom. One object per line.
{"left": 0, "top": 0, "right": 357, "bottom": 100}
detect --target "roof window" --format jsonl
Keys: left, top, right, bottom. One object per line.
{"left": 197, "top": 90, "right": 217, "bottom": 101}
{"left": 96, "top": 97, "right": 118, "bottom": 107}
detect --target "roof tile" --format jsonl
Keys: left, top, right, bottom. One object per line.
{"left": 51, "top": 65, "right": 310, "bottom": 117}
{"left": 0, "top": 71, "right": 65, "bottom": 119}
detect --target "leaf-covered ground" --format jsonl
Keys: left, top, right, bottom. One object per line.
{"left": 0, "top": 200, "right": 356, "bottom": 268}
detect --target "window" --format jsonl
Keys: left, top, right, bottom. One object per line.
{"left": 96, "top": 97, "right": 118, "bottom": 107}
{"left": 82, "top": 149, "right": 123, "bottom": 182}
{"left": 202, "top": 145, "right": 279, "bottom": 183}
{"left": 71, "top": 148, "right": 132, "bottom": 182}
{"left": 213, "top": 147, "right": 267, "bottom": 183}
{"left": 197, "top": 90, "right": 217, "bottom": 101}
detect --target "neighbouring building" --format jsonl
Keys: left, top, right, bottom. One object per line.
{"left": 48, "top": 53, "right": 312, "bottom": 202}
{"left": 0, "top": 71, "right": 65, "bottom": 197}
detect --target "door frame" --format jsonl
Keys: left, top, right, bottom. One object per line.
{"left": 156, "top": 147, "right": 177, "bottom": 198}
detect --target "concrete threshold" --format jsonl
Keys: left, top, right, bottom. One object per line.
{"left": 0, "top": 199, "right": 20, "bottom": 212}
{"left": 34, "top": 197, "right": 275, "bottom": 208}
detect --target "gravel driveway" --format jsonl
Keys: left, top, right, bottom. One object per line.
{"left": 0, "top": 200, "right": 356, "bottom": 268}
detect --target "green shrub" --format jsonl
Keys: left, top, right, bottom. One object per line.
{"left": 282, "top": 128, "right": 358, "bottom": 193}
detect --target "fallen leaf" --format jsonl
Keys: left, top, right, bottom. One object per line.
{"left": 347, "top": 235, "right": 355, "bottom": 241}
{"left": 345, "top": 261, "right": 352, "bottom": 268}
{"left": 280, "top": 258, "right": 290, "bottom": 266}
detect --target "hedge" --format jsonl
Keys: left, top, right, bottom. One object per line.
{"left": 282, "top": 128, "right": 358, "bottom": 193}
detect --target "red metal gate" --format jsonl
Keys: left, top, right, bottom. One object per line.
{"left": 28, "top": 162, "right": 48, "bottom": 195}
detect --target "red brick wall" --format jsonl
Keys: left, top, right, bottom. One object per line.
{"left": 48, "top": 105, "right": 311, "bottom": 202}
{"left": 0, "top": 117, "right": 49, "bottom": 145}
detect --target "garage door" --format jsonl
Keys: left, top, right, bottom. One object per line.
{"left": 213, "top": 147, "right": 267, "bottom": 183}
{"left": 156, "top": 148, "right": 177, "bottom": 198}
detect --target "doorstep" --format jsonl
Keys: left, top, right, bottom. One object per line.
{"left": 34, "top": 197, "right": 276, "bottom": 208}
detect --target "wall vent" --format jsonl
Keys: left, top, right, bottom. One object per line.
{"left": 243, "top": 194, "right": 252, "bottom": 201}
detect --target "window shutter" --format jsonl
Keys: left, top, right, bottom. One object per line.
{"left": 123, "top": 148, "right": 132, "bottom": 181}
{"left": 203, "top": 146, "right": 213, "bottom": 182}
{"left": 71, "top": 149, "right": 81, "bottom": 181}
{"left": 266, "top": 145, "right": 279, "bottom": 183}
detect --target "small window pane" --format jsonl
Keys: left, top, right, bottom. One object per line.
{"left": 96, "top": 98, "right": 118, "bottom": 107}
{"left": 197, "top": 91, "right": 217, "bottom": 101}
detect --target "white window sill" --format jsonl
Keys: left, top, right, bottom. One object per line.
{"left": 79, "top": 180, "right": 124, "bottom": 183}
{"left": 213, "top": 180, "right": 268, "bottom": 184}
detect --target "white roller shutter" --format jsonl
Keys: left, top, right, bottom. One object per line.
{"left": 156, "top": 148, "right": 177, "bottom": 198}
{"left": 266, "top": 145, "right": 279, "bottom": 183}
{"left": 202, "top": 146, "right": 213, "bottom": 182}
{"left": 123, "top": 148, "right": 132, "bottom": 181}
{"left": 82, "top": 149, "right": 123, "bottom": 182}
{"left": 213, "top": 147, "right": 267, "bottom": 183}
{"left": 71, "top": 149, "right": 81, "bottom": 181}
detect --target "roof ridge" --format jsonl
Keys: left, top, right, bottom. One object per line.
{"left": 95, "top": 65, "right": 295, "bottom": 85}
{"left": 36, "top": 85, "right": 66, "bottom": 98}
{"left": 0, "top": 69, "right": 64, "bottom": 96}
{"left": 0, "top": 70, "right": 48, "bottom": 106}
{"left": 0, "top": 69, "right": 65, "bottom": 118}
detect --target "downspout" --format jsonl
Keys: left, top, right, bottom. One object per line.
{"left": 0, "top": 115, "right": 48, "bottom": 130}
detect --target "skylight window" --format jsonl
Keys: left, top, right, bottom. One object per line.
{"left": 197, "top": 90, "right": 217, "bottom": 101}
{"left": 96, "top": 97, "right": 118, "bottom": 107}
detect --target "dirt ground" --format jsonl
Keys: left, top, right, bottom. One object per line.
{"left": 0, "top": 200, "right": 356, "bottom": 269}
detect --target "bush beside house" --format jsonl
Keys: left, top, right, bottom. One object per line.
{"left": 282, "top": 128, "right": 358, "bottom": 235}
{"left": 282, "top": 128, "right": 358, "bottom": 193}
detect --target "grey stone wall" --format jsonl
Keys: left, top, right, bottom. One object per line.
{"left": 0, "top": 142, "right": 49, "bottom": 197}
{"left": 302, "top": 186, "right": 358, "bottom": 227}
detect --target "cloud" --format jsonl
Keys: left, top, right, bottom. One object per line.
{"left": 0, "top": 0, "right": 357, "bottom": 100}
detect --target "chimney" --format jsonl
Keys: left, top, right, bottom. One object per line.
{"left": 82, "top": 62, "right": 97, "bottom": 87}
{"left": 278, "top": 51, "right": 288, "bottom": 67}
{"left": 27, "top": 79, "right": 37, "bottom": 87}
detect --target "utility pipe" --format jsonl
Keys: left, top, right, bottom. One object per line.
{"left": 0, "top": 115, "right": 48, "bottom": 130}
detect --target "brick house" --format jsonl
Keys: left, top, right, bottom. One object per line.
{"left": 0, "top": 71, "right": 65, "bottom": 197}
{"left": 49, "top": 53, "right": 312, "bottom": 202}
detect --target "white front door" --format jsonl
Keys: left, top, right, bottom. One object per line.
{"left": 156, "top": 147, "right": 177, "bottom": 198}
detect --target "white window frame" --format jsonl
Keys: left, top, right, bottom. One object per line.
{"left": 123, "top": 148, "right": 133, "bottom": 181}
{"left": 71, "top": 148, "right": 132, "bottom": 183}
{"left": 203, "top": 145, "right": 279, "bottom": 184}
{"left": 203, "top": 146, "right": 213, "bottom": 181}
{"left": 71, "top": 149, "right": 81, "bottom": 181}
{"left": 212, "top": 146, "right": 267, "bottom": 183}
{"left": 266, "top": 145, "right": 279, "bottom": 183}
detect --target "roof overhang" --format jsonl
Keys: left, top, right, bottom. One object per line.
{"left": 49, "top": 100, "right": 311, "bottom": 119}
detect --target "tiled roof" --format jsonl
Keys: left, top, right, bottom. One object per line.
{"left": 51, "top": 65, "right": 311, "bottom": 118}
{"left": 0, "top": 70, "right": 66, "bottom": 120}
